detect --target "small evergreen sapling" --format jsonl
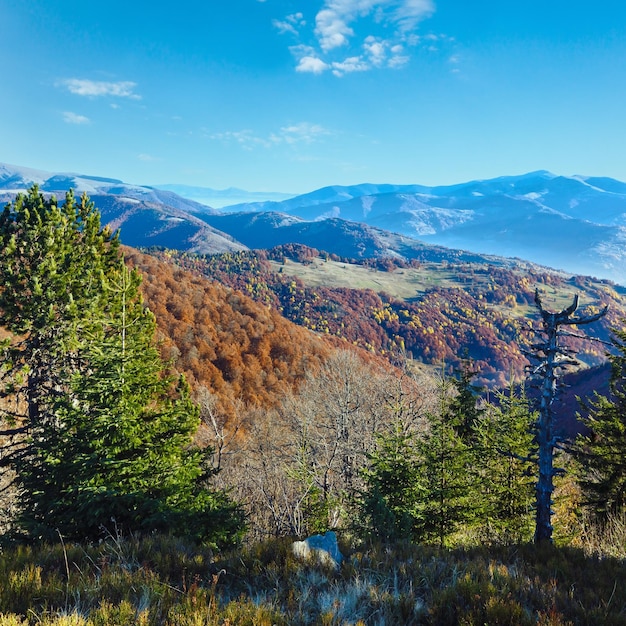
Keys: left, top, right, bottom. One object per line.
{"left": 358, "top": 425, "right": 421, "bottom": 542}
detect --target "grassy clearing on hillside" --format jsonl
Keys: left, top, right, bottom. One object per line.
{"left": 0, "top": 530, "right": 625, "bottom": 625}
{"left": 268, "top": 258, "right": 467, "bottom": 299}
{"left": 268, "top": 258, "right": 590, "bottom": 310}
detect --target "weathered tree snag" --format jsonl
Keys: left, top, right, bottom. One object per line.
{"left": 527, "top": 289, "right": 607, "bottom": 544}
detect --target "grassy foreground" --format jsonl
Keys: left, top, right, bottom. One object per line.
{"left": 0, "top": 534, "right": 624, "bottom": 625}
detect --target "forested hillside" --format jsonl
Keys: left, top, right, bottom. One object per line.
{"left": 3, "top": 189, "right": 626, "bottom": 625}
{"left": 124, "top": 248, "right": 335, "bottom": 417}
{"left": 145, "top": 245, "right": 626, "bottom": 387}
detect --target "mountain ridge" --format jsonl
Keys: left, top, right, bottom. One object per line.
{"left": 1, "top": 163, "right": 624, "bottom": 285}
{"left": 213, "top": 171, "right": 626, "bottom": 285}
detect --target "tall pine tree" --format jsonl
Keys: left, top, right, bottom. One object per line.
{"left": 0, "top": 187, "right": 243, "bottom": 545}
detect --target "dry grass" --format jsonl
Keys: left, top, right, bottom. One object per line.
{"left": 0, "top": 531, "right": 624, "bottom": 625}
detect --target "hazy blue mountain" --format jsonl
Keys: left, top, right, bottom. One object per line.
{"left": 0, "top": 162, "right": 221, "bottom": 216}
{"left": 153, "top": 184, "right": 293, "bottom": 209}
{"left": 2, "top": 163, "right": 625, "bottom": 284}
{"left": 0, "top": 163, "right": 242, "bottom": 254}
{"left": 221, "top": 183, "right": 430, "bottom": 213}
{"left": 220, "top": 171, "right": 626, "bottom": 284}
{"left": 200, "top": 212, "right": 545, "bottom": 270}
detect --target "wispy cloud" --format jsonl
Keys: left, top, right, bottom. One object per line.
{"left": 277, "top": 122, "right": 331, "bottom": 144}
{"left": 59, "top": 78, "right": 141, "bottom": 99}
{"left": 331, "top": 56, "right": 370, "bottom": 76}
{"left": 393, "top": 0, "right": 435, "bottom": 32}
{"left": 209, "top": 129, "right": 274, "bottom": 150}
{"left": 273, "top": 12, "right": 306, "bottom": 35}
{"left": 63, "top": 111, "right": 90, "bottom": 125}
{"left": 209, "top": 122, "right": 332, "bottom": 150}
{"left": 137, "top": 153, "right": 160, "bottom": 162}
{"left": 275, "top": 0, "right": 439, "bottom": 76}
{"left": 449, "top": 53, "right": 461, "bottom": 73}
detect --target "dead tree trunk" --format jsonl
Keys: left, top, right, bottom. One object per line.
{"left": 527, "top": 289, "right": 607, "bottom": 544}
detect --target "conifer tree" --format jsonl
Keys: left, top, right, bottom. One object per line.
{"left": 0, "top": 187, "right": 119, "bottom": 435}
{"left": 0, "top": 187, "right": 243, "bottom": 545}
{"left": 358, "top": 424, "right": 421, "bottom": 543}
{"left": 415, "top": 372, "right": 476, "bottom": 545}
{"left": 478, "top": 381, "right": 535, "bottom": 542}
{"left": 449, "top": 360, "right": 484, "bottom": 444}
{"left": 575, "top": 325, "right": 626, "bottom": 520}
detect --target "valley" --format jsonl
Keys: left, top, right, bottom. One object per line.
{"left": 5, "top": 2, "right": 626, "bottom": 621}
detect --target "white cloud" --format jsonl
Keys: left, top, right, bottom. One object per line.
{"left": 363, "top": 35, "right": 387, "bottom": 66}
{"left": 59, "top": 78, "right": 140, "bottom": 99}
{"left": 448, "top": 53, "right": 462, "bottom": 73}
{"left": 273, "top": 12, "right": 306, "bottom": 35}
{"left": 210, "top": 122, "right": 332, "bottom": 149}
{"left": 277, "top": 0, "right": 439, "bottom": 76}
{"left": 279, "top": 122, "right": 331, "bottom": 143}
{"left": 63, "top": 111, "right": 90, "bottom": 125}
{"left": 314, "top": 0, "right": 434, "bottom": 51}
{"left": 296, "top": 55, "right": 330, "bottom": 74}
{"left": 331, "top": 55, "right": 371, "bottom": 76}
{"left": 393, "top": 0, "right": 435, "bottom": 32}
{"left": 210, "top": 130, "right": 273, "bottom": 150}
{"left": 315, "top": 8, "right": 355, "bottom": 51}
{"left": 388, "top": 52, "right": 409, "bottom": 67}
{"left": 137, "top": 153, "right": 160, "bottom": 162}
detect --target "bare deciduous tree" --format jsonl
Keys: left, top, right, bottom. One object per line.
{"left": 526, "top": 289, "right": 607, "bottom": 544}
{"left": 212, "top": 350, "right": 437, "bottom": 539}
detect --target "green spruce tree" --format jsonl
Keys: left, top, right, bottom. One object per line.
{"left": 478, "top": 381, "right": 535, "bottom": 542}
{"left": 449, "top": 360, "right": 484, "bottom": 444}
{"left": 415, "top": 371, "right": 476, "bottom": 546}
{"left": 0, "top": 187, "right": 243, "bottom": 545}
{"left": 575, "top": 324, "right": 626, "bottom": 520}
{"left": 358, "top": 424, "right": 421, "bottom": 543}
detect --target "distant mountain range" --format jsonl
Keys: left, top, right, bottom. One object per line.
{"left": 0, "top": 163, "right": 244, "bottom": 254}
{"left": 152, "top": 184, "right": 293, "bottom": 209}
{"left": 216, "top": 171, "right": 626, "bottom": 284}
{"left": 1, "top": 163, "right": 624, "bottom": 285}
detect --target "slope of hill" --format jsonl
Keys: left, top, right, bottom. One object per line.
{"left": 0, "top": 163, "right": 244, "bottom": 255}
{"left": 148, "top": 245, "right": 626, "bottom": 389}
{"left": 124, "top": 248, "right": 334, "bottom": 417}
{"left": 195, "top": 212, "right": 550, "bottom": 270}
{"left": 87, "top": 194, "right": 245, "bottom": 254}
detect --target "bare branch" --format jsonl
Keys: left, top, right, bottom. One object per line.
{"left": 0, "top": 425, "right": 28, "bottom": 437}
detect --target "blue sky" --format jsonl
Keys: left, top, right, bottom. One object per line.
{"left": 2, "top": 0, "right": 626, "bottom": 193}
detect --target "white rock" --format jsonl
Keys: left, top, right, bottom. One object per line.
{"left": 292, "top": 531, "right": 343, "bottom": 569}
